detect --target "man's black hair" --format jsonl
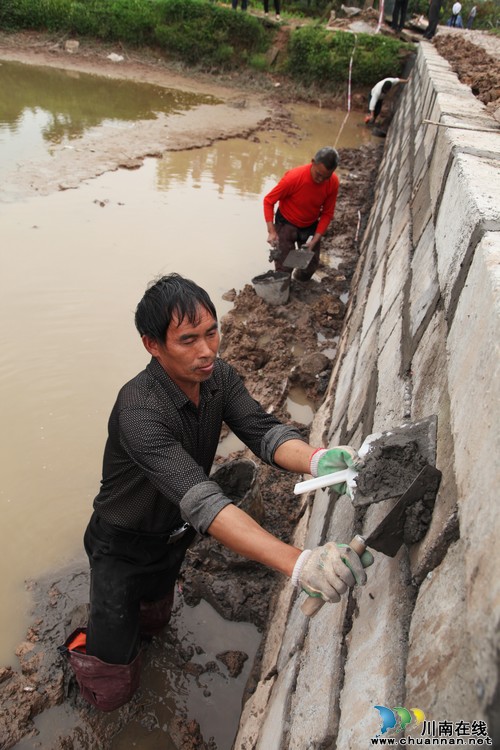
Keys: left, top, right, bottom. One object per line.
{"left": 135, "top": 273, "right": 217, "bottom": 343}
{"left": 381, "top": 80, "right": 393, "bottom": 94}
{"left": 313, "top": 147, "right": 339, "bottom": 172}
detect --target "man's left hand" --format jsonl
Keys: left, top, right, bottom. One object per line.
{"left": 309, "top": 446, "right": 360, "bottom": 496}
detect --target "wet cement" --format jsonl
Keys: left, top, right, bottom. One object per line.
{"left": 353, "top": 416, "right": 440, "bottom": 546}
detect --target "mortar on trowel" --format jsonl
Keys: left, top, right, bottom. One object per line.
{"left": 294, "top": 416, "right": 442, "bottom": 616}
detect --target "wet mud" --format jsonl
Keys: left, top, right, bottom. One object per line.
{"left": 434, "top": 34, "right": 500, "bottom": 114}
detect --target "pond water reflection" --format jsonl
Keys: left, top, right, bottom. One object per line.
{"left": 0, "top": 59, "right": 216, "bottom": 142}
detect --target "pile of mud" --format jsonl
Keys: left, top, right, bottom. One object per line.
{"left": 434, "top": 34, "right": 500, "bottom": 115}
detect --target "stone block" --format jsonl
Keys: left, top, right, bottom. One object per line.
{"left": 413, "top": 140, "right": 427, "bottom": 192}
{"left": 347, "top": 320, "right": 379, "bottom": 433}
{"left": 381, "top": 230, "right": 411, "bottom": 323}
{"left": 435, "top": 154, "right": 500, "bottom": 313}
{"left": 360, "top": 255, "right": 385, "bottom": 343}
{"left": 375, "top": 210, "right": 393, "bottom": 267}
{"left": 395, "top": 152, "right": 410, "bottom": 201}
{"left": 276, "top": 592, "right": 309, "bottom": 672}
{"left": 409, "top": 219, "right": 439, "bottom": 341}
{"left": 233, "top": 676, "right": 276, "bottom": 750}
{"left": 255, "top": 653, "right": 299, "bottom": 749}
{"left": 406, "top": 540, "right": 482, "bottom": 722}
{"left": 259, "top": 577, "right": 300, "bottom": 680}
{"left": 447, "top": 231, "right": 500, "bottom": 717}
{"left": 287, "top": 495, "right": 356, "bottom": 748}
{"left": 329, "top": 329, "right": 359, "bottom": 430}
{"left": 256, "top": 509, "right": 311, "bottom": 681}
{"left": 411, "top": 169, "right": 432, "bottom": 246}
{"left": 435, "top": 88, "right": 491, "bottom": 121}
{"left": 389, "top": 195, "right": 410, "bottom": 250}
{"left": 336, "top": 520, "right": 413, "bottom": 746}
{"left": 409, "top": 309, "right": 459, "bottom": 583}
{"left": 373, "top": 317, "right": 406, "bottom": 429}
{"left": 287, "top": 602, "right": 346, "bottom": 749}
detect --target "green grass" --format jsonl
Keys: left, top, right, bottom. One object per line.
{"left": 287, "top": 26, "right": 412, "bottom": 86}
{"left": 0, "top": 0, "right": 413, "bottom": 83}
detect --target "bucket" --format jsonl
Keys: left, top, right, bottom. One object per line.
{"left": 251, "top": 270, "right": 290, "bottom": 306}
{"left": 210, "top": 458, "right": 264, "bottom": 524}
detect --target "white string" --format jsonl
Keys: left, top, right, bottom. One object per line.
{"left": 334, "top": 34, "right": 357, "bottom": 148}
{"left": 376, "top": 0, "right": 385, "bottom": 33}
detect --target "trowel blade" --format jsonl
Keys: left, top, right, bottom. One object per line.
{"left": 364, "top": 464, "right": 442, "bottom": 557}
{"left": 283, "top": 247, "right": 314, "bottom": 270}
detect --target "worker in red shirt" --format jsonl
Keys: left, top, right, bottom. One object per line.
{"left": 263, "top": 147, "right": 339, "bottom": 281}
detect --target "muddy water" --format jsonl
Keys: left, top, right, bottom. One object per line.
{"left": 0, "top": 59, "right": 217, "bottom": 186}
{"left": 0, "top": 58, "right": 374, "bottom": 715}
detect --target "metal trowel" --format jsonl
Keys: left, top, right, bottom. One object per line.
{"left": 283, "top": 236, "right": 315, "bottom": 270}
{"left": 301, "top": 464, "right": 442, "bottom": 617}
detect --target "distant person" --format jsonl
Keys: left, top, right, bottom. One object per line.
{"left": 60, "top": 273, "right": 373, "bottom": 711}
{"left": 365, "top": 77, "right": 408, "bottom": 126}
{"left": 466, "top": 5, "right": 477, "bottom": 28}
{"left": 391, "top": 0, "right": 409, "bottom": 31}
{"left": 264, "top": 0, "right": 280, "bottom": 20}
{"left": 232, "top": 0, "right": 247, "bottom": 9}
{"left": 263, "top": 147, "right": 340, "bottom": 281}
{"left": 423, "top": 0, "right": 443, "bottom": 38}
{"left": 446, "top": 1, "right": 464, "bottom": 26}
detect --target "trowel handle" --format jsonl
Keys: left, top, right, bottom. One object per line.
{"left": 349, "top": 534, "right": 367, "bottom": 556}
{"left": 300, "top": 534, "right": 367, "bottom": 618}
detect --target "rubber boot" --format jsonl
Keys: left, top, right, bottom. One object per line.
{"left": 59, "top": 628, "right": 142, "bottom": 712}
{"left": 139, "top": 588, "right": 174, "bottom": 638}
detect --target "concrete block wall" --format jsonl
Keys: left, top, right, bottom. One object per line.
{"left": 234, "top": 41, "right": 500, "bottom": 749}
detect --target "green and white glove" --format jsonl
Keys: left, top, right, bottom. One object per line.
{"left": 292, "top": 542, "right": 373, "bottom": 603}
{"left": 309, "top": 446, "right": 360, "bottom": 496}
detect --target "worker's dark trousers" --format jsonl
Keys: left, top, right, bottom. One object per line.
{"left": 64, "top": 513, "right": 196, "bottom": 711}
{"left": 391, "top": 0, "right": 409, "bottom": 29}
{"left": 424, "top": 0, "right": 443, "bottom": 38}
{"left": 274, "top": 211, "right": 320, "bottom": 281}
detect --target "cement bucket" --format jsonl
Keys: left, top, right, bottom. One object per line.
{"left": 251, "top": 270, "right": 290, "bottom": 305}
{"left": 211, "top": 458, "right": 264, "bottom": 524}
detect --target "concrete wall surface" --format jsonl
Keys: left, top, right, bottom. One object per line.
{"left": 234, "top": 41, "right": 500, "bottom": 750}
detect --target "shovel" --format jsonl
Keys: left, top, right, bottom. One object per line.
{"left": 301, "top": 464, "right": 442, "bottom": 617}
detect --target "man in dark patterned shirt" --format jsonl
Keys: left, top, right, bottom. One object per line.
{"left": 61, "top": 274, "right": 372, "bottom": 711}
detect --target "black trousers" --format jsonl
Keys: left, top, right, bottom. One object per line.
{"left": 84, "top": 512, "right": 196, "bottom": 664}
{"left": 274, "top": 210, "right": 320, "bottom": 281}
{"left": 391, "top": 0, "right": 409, "bottom": 29}
{"left": 424, "top": 0, "right": 442, "bottom": 38}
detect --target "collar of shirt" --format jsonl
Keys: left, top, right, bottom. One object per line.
{"left": 146, "top": 356, "right": 220, "bottom": 410}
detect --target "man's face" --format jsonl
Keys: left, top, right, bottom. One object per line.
{"left": 310, "top": 161, "right": 334, "bottom": 184}
{"left": 143, "top": 305, "right": 219, "bottom": 395}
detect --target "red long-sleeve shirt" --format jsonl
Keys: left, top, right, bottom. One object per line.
{"left": 263, "top": 163, "right": 339, "bottom": 236}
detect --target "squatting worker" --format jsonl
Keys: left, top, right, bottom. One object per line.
{"left": 263, "top": 146, "right": 340, "bottom": 282}
{"left": 60, "top": 273, "right": 373, "bottom": 711}
{"left": 365, "top": 77, "right": 408, "bottom": 126}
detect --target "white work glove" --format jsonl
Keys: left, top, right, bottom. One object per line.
{"left": 309, "top": 446, "right": 361, "bottom": 496}
{"left": 292, "top": 542, "right": 373, "bottom": 603}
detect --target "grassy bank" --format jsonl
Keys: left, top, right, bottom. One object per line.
{"left": 0, "top": 0, "right": 412, "bottom": 84}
